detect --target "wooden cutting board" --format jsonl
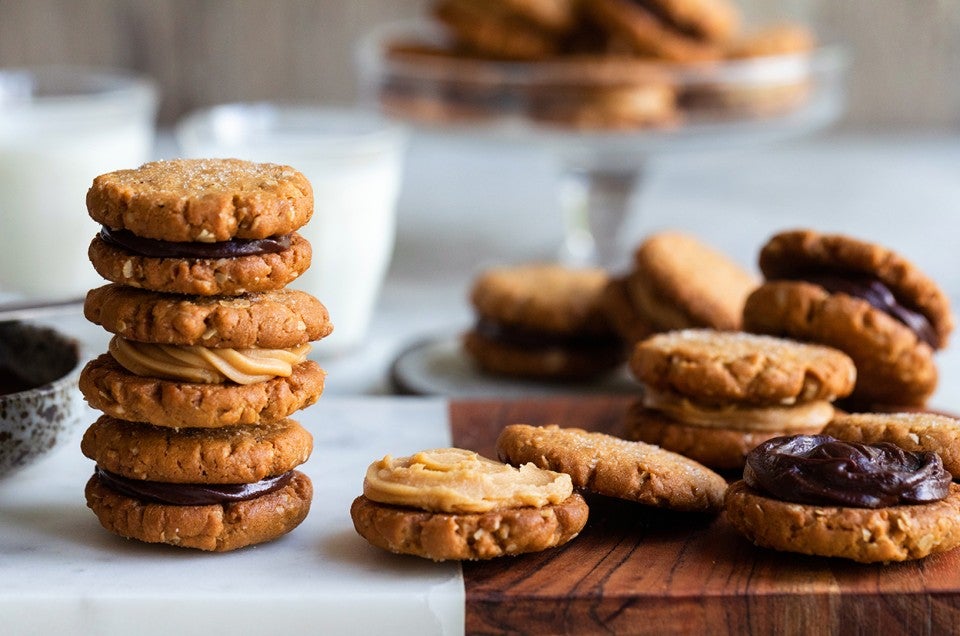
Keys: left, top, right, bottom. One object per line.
{"left": 449, "top": 397, "right": 960, "bottom": 635}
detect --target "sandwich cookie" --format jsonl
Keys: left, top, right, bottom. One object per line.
{"left": 625, "top": 329, "right": 856, "bottom": 470}
{"left": 464, "top": 263, "right": 626, "bottom": 380}
{"left": 79, "top": 285, "right": 330, "bottom": 428}
{"left": 87, "top": 159, "right": 314, "bottom": 296}
{"left": 743, "top": 229, "right": 954, "bottom": 407}
{"left": 603, "top": 232, "right": 758, "bottom": 344}
{"left": 82, "top": 415, "right": 313, "bottom": 551}
{"left": 351, "top": 448, "right": 588, "bottom": 561}
{"left": 725, "top": 434, "right": 960, "bottom": 563}
{"left": 497, "top": 423, "right": 727, "bottom": 513}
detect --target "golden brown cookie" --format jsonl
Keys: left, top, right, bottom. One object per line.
{"left": 630, "top": 329, "right": 857, "bottom": 406}
{"left": 81, "top": 415, "right": 313, "bottom": 483}
{"left": 84, "top": 284, "right": 332, "bottom": 349}
{"left": 350, "top": 492, "right": 588, "bottom": 561}
{"left": 88, "top": 232, "right": 312, "bottom": 296}
{"left": 85, "top": 469, "right": 313, "bottom": 552}
{"left": 600, "top": 276, "right": 655, "bottom": 344}
{"left": 496, "top": 424, "right": 727, "bottom": 512}
{"left": 87, "top": 159, "right": 313, "bottom": 243}
{"left": 646, "top": 0, "right": 740, "bottom": 42}
{"left": 465, "top": 263, "right": 626, "bottom": 380}
{"left": 583, "top": 0, "right": 723, "bottom": 62}
{"left": 823, "top": 412, "right": 960, "bottom": 479}
{"left": 744, "top": 282, "right": 938, "bottom": 407}
{"left": 724, "top": 480, "right": 960, "bottom": 563}
{"left": 725, "top": 23, "right": 814, "bottom": 59}
{"left": 623, "top": 400, "right": 823, "bottom": 471}
{"left": 626, "top": 232, "right": 758, "bottom": 332}
{"left": 79, "top": 354, "right": 326, "bottom": 428}
{"left": 757, "top": 229, "right": 954, "bottom": 349}
{"left": 433, "top": 0, "right": 561, "bottom": 60}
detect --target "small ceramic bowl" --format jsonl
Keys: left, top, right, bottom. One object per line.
{"left": 0, "top": 322, "right": 82, "bottom": 478}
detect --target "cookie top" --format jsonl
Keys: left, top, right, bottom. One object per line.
{"left": 758, "top": 229, "right": 954, "bottom": 349}
{"left": 823, "top": 412, "right": 960, "bottom": 479}
{"left": 629, "top": 231, "right": 758, "bottom": 331}
{"left": 87, "top": 159, "right": 313, "bottom": 242}
{"left": 433, "top": 0, "right": 561, "bottom": 60}
{"left": 470, "top": 263, "right": 613, "bottom": 335}
{"left": 496, "top": 424, "right": 727, "bottom": 512}
{"left": 646, "top": 0, "right": 740, "bottom": 42}
{"left": 85, "top": 284, "right": 332, "bottom": 348}
{"left": 726, "top": 23, "right": 814, "bottom": 58}
{"left": 630, "top": 329, "right": 857, "bottom": 405}
{"left": 81, "top": 415, "right": 313, "bottom": 483}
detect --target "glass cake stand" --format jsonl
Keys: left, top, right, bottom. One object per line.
{"left": 356, "top": 20, "right": 848, "bottom": 269}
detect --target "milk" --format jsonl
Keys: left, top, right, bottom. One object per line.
{"left": 0, "top": 68, "right": 157, "bottom": 299}
{"left": 176, "top": 105, "right": 406, "bottom": 355}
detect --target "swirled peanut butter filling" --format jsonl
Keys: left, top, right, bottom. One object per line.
{"left": 642, "top": 387, "right": 834, "bottom": 432}
{"left": 363, "top": 448, "right": 573, "bottom": 514}
{"left": 108, "top": 335, "right": 310, "bottom": 384}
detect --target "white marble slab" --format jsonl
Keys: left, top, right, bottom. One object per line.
{"left": 0, "top": 397, "right": 464, "bottom": 636}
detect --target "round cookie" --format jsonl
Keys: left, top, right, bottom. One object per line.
{"left": 350, "top": 492, "right": 588, "bottom": 561}
{"left": 757, "top": 229, "right": 954, "bottom": 349}
{"left": 626, "top": 232, "right": 758, "bottom": 332}
{"left": 526, "top": 81, "right": 678, "bottom": 130}
{"left": 583, "top": 0, "right": 723, "bottom": 62}
{"left": 465, "top": 263, "right": 626, "bottom": 380}
{"left": 88, "top": 232, "right": 312, "bottom": 296}
{"left": 471, "top": 263, "right": 614, "bottom": 336}
{"left": 630, "top": 329, "right": 857, "bottom": 406}
{"left": 647, "top": 0, "right": 740, "bottom": 42}
{"left": 744, "top": 282, "right": 938, "bottom": 407}
{"left": 623, "top": 401, "right": 823, "bottom": 471}
{"left": 724, "top": 480, "right": 960, "bottom": 563}
{"left": 85, "top": 469, "right": 313, "bottom": 552}
{"left": 726, "top": 23, "right": 814, "bottom": 59}
{"left": 600, "top": 276, "right": 656, "bottom": 345}
{"left": 81, "top": 415, "right": 313, "bottom": 483}
{"left": 79, "top": 354, "right": 326, "bottom": 428}
{"left": 87, "top": 159, "right": 313, "bottom": 243}
{"left": 496, "top": 424, "right": 727, "bottom": 512}
{"left": 823, "top": 412, "right": 960, "bottom": 479}
{"left": 85, "top": 284, "right": 332, "bottom": 349}
{"left": 433, "top": 0, "right": 561, "bottom": 60}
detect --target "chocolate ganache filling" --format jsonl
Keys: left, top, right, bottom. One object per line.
{"left": 744, "top": 434, "right": 951, "bottom": 508}
{"left": 100, "top": 227, "right": 291, "bottom": 259}
{"left": 802, "top": 273, "right": 938, "bottom": 348}
{"left": 95, "top": 467, "right": 294, "bottom": 505}
{"left": 475, "top": 318, "right": 621, "bottom": 351}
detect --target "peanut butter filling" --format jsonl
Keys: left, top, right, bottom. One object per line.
{"left": 642, "top": 387, "right": 834, "bottom": 432}
{"left": 108, "top": 335, "right": 310, "bottom": 385}
{"left": 363, "top": 448, "right": 573, "bottom": 514}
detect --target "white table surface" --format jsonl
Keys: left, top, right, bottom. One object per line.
{"left": 4, "top": 130, "right": 960, "bottom": 635}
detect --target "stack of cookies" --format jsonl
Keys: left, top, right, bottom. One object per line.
{"left": 78, "top": 158, "right": 332, "bottom": 551}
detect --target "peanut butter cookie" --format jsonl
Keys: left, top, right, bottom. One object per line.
{"left": 744, "top": 229, "right": 953, "bottom": 407}
{"left": 496, "top": 424, "right": 727, "bottom": 512}
{"left": 85, "top": 284, "right": 333, "bottom": 349}
{"left": 87, "top": 159, "right": 313, "bottom": 243}
{"left": 81, "top": 415, "right": 313, "bottom": 483}
{"left": 85, "top": 469, "right": 313, "bottom": 552}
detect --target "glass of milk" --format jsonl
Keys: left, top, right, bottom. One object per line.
{"left": 0, "top": 67, "right": 158, "bottom": 299}
{"left": 176, "top": 104, "right": 406, "bottom": 356}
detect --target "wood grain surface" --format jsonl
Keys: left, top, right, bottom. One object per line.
{"left": 449, "top": 397, "right": 960, "bottom": 636}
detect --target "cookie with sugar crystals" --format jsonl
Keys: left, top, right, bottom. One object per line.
{"left": 85, "top": 469, "right": 313, "bottom": 552}
{"left": 608, "top": 232, "right": 758, "bottom": 341}
{"left": 87, "top": 158, "right": 313, "bottom": 243}
{"left": 81, "top": 415, "right": 313, "bottom": 483}
{"left": 85, "top": 284, "right": 333, "bottom": 349}
{"left": 496, "top": 424, "right": 727, "bottom": 512}
{"left": 744, "top": 229, "right": 954, "bottom": 407}
{"left": 464, "top": 263, "right": 626, "bottom": 380}
{"left": 823, "top": 411, "right": 960, "bottom": 479}
{"left": 625, "top": 329, "right": 855, "bottom": 470}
